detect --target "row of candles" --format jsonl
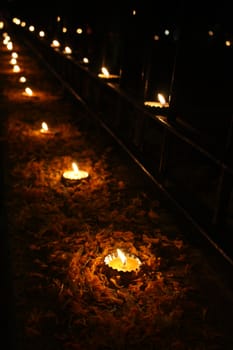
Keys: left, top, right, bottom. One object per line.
{"left": 9, "top": 17, "right": 171, "bottom": 108}
{"left": 1, "top": 26, "right": 142, "bottom": 276}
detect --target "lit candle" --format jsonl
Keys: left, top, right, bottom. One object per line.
{"left": 62, "top": 162, "right": 89, "bottom": 183}
{"left": 104, "top": 249, "right": 141, "bottom": 272}
{"left": 19, "top": 76, "right": 26, "bottom": 83}
{"left": 144, "top": 93, "right": 169, "bottom": 108}
{"left": 24, "top": 87, "right": 33, "bottom": 96}
{"left": 63, "top": 46, "right": 72, "bottom": 55}
{"left": 13, "top": 64, "right": 20, "bottom": 72}
{"left": 40, "top": 121, "right": 55, "bottom": 135}
{"left": 98, "top": 67, "right": 120, "bottom": 80}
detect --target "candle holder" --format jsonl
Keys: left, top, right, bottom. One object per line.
{"left": 144, "top": 101, "right": 169, "bottom": 116}
{"left": 40, "top": 123, "right": 58, "bottom": 136}
{"left": 98, "top": 67, "right": 120, "bottom": 82}
{"left": 61, "top": 162, "right": 89, "bottom": 186}
{"left": 104, "top": 249, "right": 142, "bottom": 286}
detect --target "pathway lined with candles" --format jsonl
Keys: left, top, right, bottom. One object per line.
{"left": 1, "top": 26, "right": 233, "bottom": 350}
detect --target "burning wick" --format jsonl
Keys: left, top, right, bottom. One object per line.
{"left": 19, "top": 76, "right": 26, "bottom": 83}
{"left": 157, "top": 93, "right": 167, "bottom": 106}
{"left": 13, "top": 64, "right": 20, "bottom": 72}
{"left": 98, "top": 67, "right": 120, "bottom": 80}
{"left": 62, "top": 162, "right": 89, "bottom": 182}
{"left": 104, "top": 249, "right": 141, "bottom": 272}
{"left": 144, "top": 92, "right": 169, "bottom": 108}
{"left": 24, "top": 87, "right": 33, "bottom": 96}
{"left": 99, "top": 67, "right": 109, "bottom": 78}
{"left": 40, "top": 121, "right": 52, "bottom": 134}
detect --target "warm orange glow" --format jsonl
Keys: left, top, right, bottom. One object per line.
{"left": 101, "top": 67, "right": 109, "bottom": 77}
{"left": 24, "top": 87, "right": 33, "bottom": 96}
{"left": 63, "top": 46, "right": 72, "bottom": 54}
{"left": 51, "top": 39, "right": 60, "bottom": 48}
{"left": 76, "top": 27, "right": 83, "bottom": 34}
{"left": 39, "top": 31, "right": 45, "bottom": 38}
{"left": 10, "top": 58, "right": 17, "bottom": 65}
{"left": 157, "top": 93, "right": 166, "bottom": 105}
{"left": 7, "top": 41, "right": 13, "bottom": 50}
{"left": 11, "top": 52, "right": 18, "bottom": 58}
{"left": 29, "top": 25, "right": 35, "bottom": 32}
{"left": 41, "top": 122, "right": 48, "bottom": 132}
{"left": 13, "top": 65, "right": 20, "bottom": 72}
{"left": 19, "top": 76, "right": 26, "bottom": 83}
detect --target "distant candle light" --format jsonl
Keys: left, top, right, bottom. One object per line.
{"left": 29, "top": 25, "right": 35, "bottom": 32}
{"left": 13, "top": 64, "right": 20, "bottom": 72}
{"left": 51, "top": 39, "right": 60, "bottom": 48}
{"left": 98, "top": 67, "right": 120, "bottom": 80}
{"left": 7, "top": 41, "right": 13, "bottom": 50}
{"left": 63, "top": 46, "right": 72, "bottom": 55}
{"left": 10, "top": 57, "right": 17, "bottom": 65}
{"left": 24, "top": 87, "right": 33, "bottom": 96}
{"left": 19, "top": 76, "right": 26, "bottom": 83}
{"left": 11, "top": 52, "right": 18, "bottom": 59}
{"left": 39, "top": 30, "right": 45, "bottom": 38}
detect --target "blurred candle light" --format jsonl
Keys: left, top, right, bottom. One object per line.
{"left": 19, "top": 76, "right": 26, "bottom": 83}
{"left": 7, "top": 41, "right": 13, "bottom": 50}
{"left": 76, "top": 27, "right": 83, "bottom": 35}
{"left": 82, "top": 57, "right": 89, "bottom": 64}
{"left": 98, "top": 67, "right": 120, "bottom": 80}
{"left": 24, "top": 87, "right": 33, "bottom": 96}
{"left": 40, "top": 121, "right": 56, "bottom": 135}
{"left": 63, "top": 46, "right": 72, "bottom": 55}
{"left": 29, "top": 25, "right": 35, "bottom": 32}
{"left": 11, "top": 51, "right": 18, "bottom": 59}
{"left": 10, "top": 57, "right": 17, "bottom": 65}
{"left": 39, "top": 30, "right": 45, "bottom": 38}
{"left": 51, "top": 39, "right": 60, "bottom": 48}
{"left": 13, "top": 64, "right": 20, "bottom": 72}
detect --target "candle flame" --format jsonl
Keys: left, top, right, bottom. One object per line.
{"left": 13, "top": 64, "right": 20, "bottom": 72}
{"left": 72, "top": 162, "right": 79, "bottom": 174}
{"left": 101, "top": 67, "right": 109, "bottom": 77}
{"left": 117, "top": 249, "right": 127, "bottom": 265}
{"left": 157, "top": 93, "right": 166, "bottom": 105}
{"left": 41, "top": 122, "right": 48, "bottom": 131}
{"left": 25, "top": 87, "right": 33, "bottom": 96}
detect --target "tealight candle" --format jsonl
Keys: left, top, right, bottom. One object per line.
{"left": 13, "top": 64, "right": 20, "bottom": 72}
{"left": 104, "top": 249, "right": 141, "bottom": 272}
{"left": 98, "top": 67, "right": 120, "bottom": 80}
{"left": 19, "top": 76, "right": 26, "bottom": 83}
{"left": 23, "top": 87, "right": 33, "bottom": 96}
{"left": 144, "top": 101, "right": 169, "bottom": 108}
{"left": 144, "top": 93, "right": 169, "bottom": 109}
{"left": 62, "top": 162, "right": 89, "bottom": 184}
{"left": 40, "top": 121, "right": 56, "bottom": 135}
